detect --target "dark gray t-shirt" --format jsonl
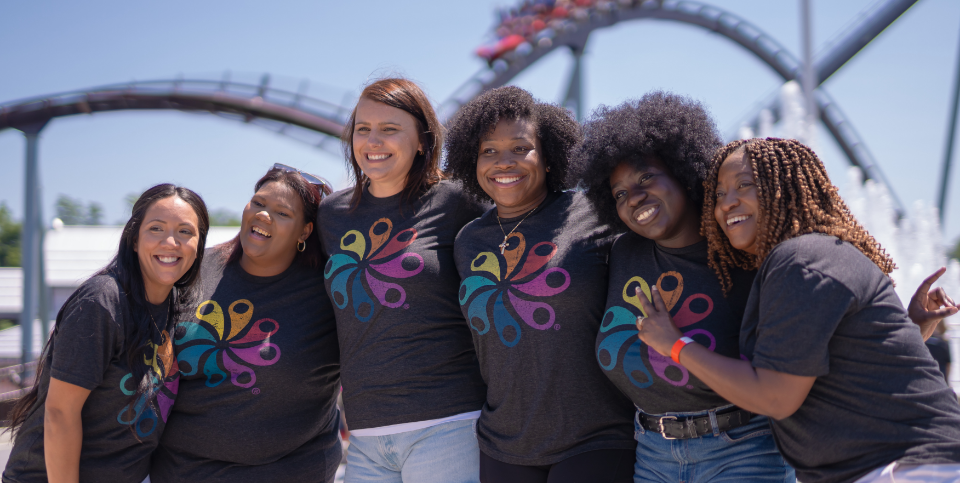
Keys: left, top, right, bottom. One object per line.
{"left": 599, "top": 234, "right": 755, "bottom": 414}
{"left": 3, "top": 274, "right": 176, "bottom": 483}
{"left": 317, "top": 180, "right": 488, "bottom": 430}
{"left": 152, "top": 254, "right": 342, "bottom": 483}
{"left": 454, "top": 191, "right": 635, "bottom": 466}
{"left": 742, "top": 233, "right": 960, "bottom": 483}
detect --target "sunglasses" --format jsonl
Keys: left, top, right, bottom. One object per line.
{"left": 272, "top": 163, "right": 333, "bottom": 196}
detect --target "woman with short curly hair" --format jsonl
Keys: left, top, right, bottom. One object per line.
{"left": 446, "top": 86, "right": 636, "bottom": 483}
{"left": 568, "top": 92, "right": 794, "bottom": 483}
{"left": 634, "top": 137, "right": 960, "bottom": 483}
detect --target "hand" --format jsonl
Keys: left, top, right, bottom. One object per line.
{"left": 635, "top": 286, "right": 684, "bottom": 357}
{"left": 908, "top": 267, "right": 958, "bottom": 341}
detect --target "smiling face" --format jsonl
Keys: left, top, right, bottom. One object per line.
{"left": 134, "top": 196, "right": 201, "bottom": 304}
{"left": 352, "top": 97, "right": 423, "bottom": 198}
{"left": 714, "top": 149, "right": 760, "bottom": 255}
{"left": 609, "top": 157, "right": 703, "bottom": 248}
{"left": 239, "top": 181, "right": 313, "bottom": 277}
{"left": 476, "top": 118, "right": 548, "bottom": 218}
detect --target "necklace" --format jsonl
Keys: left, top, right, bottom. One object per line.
{"left": 497, "top": 207, "right": 537, "bottom": 254}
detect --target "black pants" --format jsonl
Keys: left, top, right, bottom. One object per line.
{"left": 479, "top": 448, "right": 635, "bottom": 483}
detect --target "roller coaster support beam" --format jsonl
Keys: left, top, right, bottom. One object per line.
{"left": 15, "top": 120, "right": 49, "bottom": 370}
{"left": 814, "top": 0, "right": 918, "bottom": 84}
{"left": 564, "top": 45, "right": 586, "bottom": 121}
{"left": 938, "top": 17, "right": 960, "bottom": 225}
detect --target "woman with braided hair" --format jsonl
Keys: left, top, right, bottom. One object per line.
{"left": 569, "top": 92, "right": 795, "bottom": 483}
{"left": 634, "top": 137, "right": 960, "bottom": 483}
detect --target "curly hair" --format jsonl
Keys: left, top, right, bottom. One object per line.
{"left": 703, "top": 138, "right": 896, "bottom": 293}
{"left": 444, "top": 86, "right": 581, "bottom": 202}
{"left": 568, "top": 91, "right": 722, "bottom": 230}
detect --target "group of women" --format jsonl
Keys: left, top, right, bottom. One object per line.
{"left": 3, "top": 76, "right": 960, "bottom": 483}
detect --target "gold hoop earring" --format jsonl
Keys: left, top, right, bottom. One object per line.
{"left": 297, "top": 240, "right": 306, "bottom": 252}
{"left": 418, "top": 149, "right": 424, "bottom": 155}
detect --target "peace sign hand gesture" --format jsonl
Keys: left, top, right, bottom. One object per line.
{"left": 908, "top": 267, "right": 958, "bottom": 341}
{"left": 634, "top": 286, "right": 685, "bottom": 358}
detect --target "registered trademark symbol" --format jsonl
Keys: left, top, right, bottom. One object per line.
{"left": 251, "top": 388, "right": 261, "bottom": 395}
{"left": 553, "top": 325, "right": 561, "bottom": 330}
{"left": 403, "top": 304, "right": 410, "bottom": 309}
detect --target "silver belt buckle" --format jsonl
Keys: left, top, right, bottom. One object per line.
{"left": 658, "top": 416, "right": 678, "bottom": 440}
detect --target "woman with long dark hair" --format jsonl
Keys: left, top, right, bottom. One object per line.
{"left": 444, "top": 86, "right": 635, "bottom": 483}
{"left": 152, "top": 165, "right": 343, "bottom": 482}
{"left": 634, "top": 138, "right": 960, "bottom": 483}
{"left": 317, "top": 78, "right": 488, "bottom": 482}
{"left": 2, "top": 184, "right": 209, "bottom": 483}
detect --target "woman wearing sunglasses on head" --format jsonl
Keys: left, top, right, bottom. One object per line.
{"left": 316, "top": 78, "right": 488, "bottom": 483}
{"left": 444, "top": 86, "right": 636, "bottom": 483}
{"left": 3, "top": 184, "right": 208, "bottom": 483}
{"left": 152, "top": 165, "right": 343, "bottom": 482}
{"left": 634, "top": 138, "right": 960, "bottom": 483}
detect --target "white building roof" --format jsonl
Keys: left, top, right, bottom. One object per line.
{"left": 0, "top": 225, "right": 240, "bottom": 316}
{"left": 0, "top": 269, "right": 22, "bottom": 319}
{"left": 0, "top": 321, "right": 49, "bottom": 359}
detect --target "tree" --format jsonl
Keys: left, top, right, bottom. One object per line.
{"left": 55, "top": 195, "right": 86, "bottom": 225}
{"left": 209, "top": 208, "right": 241, "bottom": 226}
{"left": 950, "top": 237, "right": 960, "bottom": 261}
{"left": 55, "top": 195, "right": 104, "bottom": 225}
{"left": 0, "top": 202, "right": 21, "bottom": 267}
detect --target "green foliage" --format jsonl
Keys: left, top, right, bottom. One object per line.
{"left": 124, "top": 193, "right": 138, "bottom": 217}
{"left": 209, "top": 208, "right": 241, "bottom": 226}
{"left": 55, "top": 195, "right": 104, "bottom": 225}
{"left": 0, "top": 202, "right": 21, "bottom": 267}
{"left": 950, "top": 238, "right": 960, "bottom": 261}
{"left": 0, "top": 320, "right": 15, "bottom": 331}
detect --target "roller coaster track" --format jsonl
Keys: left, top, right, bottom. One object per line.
{"left": 0, "top": 75, "right": 352, "bottom": 148}
{"left": 439, "top": 0, "right": 917, "bottom": 211}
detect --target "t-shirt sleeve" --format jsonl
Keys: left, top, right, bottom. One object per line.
{"left": 49, "top": 292, "right": 122, "bottom": 390}
{"left": 750, "top": 254, "right": 857, "bottom": 378}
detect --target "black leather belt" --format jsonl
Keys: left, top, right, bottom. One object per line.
{"left": 638, "top": 407, "right": 754, "bottom": 440}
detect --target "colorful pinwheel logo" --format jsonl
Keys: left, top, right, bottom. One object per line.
{"left": 597, "top": 271, "right": 714, "bottom": 389}
{"left": 324, "top": 218, "right": 425, "bottom": 322}
{"left": 116, "top": 330, "right": 179, "bottom": 437}
{"left": 175, "top": 299, "right": 281, "bottom": 389}
{"left": 458, "top": 233, "right": 570, "bottom": 347}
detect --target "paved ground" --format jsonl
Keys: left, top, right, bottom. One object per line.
{"left": 0, "top": 432, "right": 12, "bottom": 469}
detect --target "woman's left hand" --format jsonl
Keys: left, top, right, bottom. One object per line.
{"left": 634, "top": 286, "right": 684, "bottom": 357}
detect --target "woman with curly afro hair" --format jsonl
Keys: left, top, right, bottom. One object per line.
{"left": 568, "top": 91, "right": 794, "bottom": 483}
{"left": 635, "top": 138, "right": 960, "bottom": 483}
{"left": 445, "top": 86, "right": 636, "bottom": 483}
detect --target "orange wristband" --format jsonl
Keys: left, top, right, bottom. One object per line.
{"left": 670, "top": 337, "right": 695, "bottom": 364}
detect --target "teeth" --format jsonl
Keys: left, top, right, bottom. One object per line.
{"left": 635, "top": 206, "right": 656, "bottom": 223}
{"left": 158, "top": 256, "right": 177, "bottom": 263}
{"left": 252, "top": 226, "right": 271, "bottom": 238}
{"left": 367, "top": 154, "right": 390, "bottom": 160}
{"left": 726, "top": 215, "right": 751, "bottom": 226}
{"left": 494, "top": 176, "right": 522, "bottom": 184}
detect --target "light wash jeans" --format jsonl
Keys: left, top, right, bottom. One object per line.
{"left": 633, "top": 407, "right": 795, "bottom": 483}
{"left": 345, "top": 418, "right": 480, "bottom": 483}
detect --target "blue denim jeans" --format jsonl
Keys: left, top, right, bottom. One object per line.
{"left": 633, "top": 407, "right": 795, "bottom": 483}
{"left": 345, "top": 418, "right": 480, "bottom": 483}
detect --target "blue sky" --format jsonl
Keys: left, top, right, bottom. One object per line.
{"left": 1, "top": 0, "right": 959, "bottom": 245}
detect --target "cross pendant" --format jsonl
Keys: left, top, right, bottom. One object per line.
{"left": 499, "top": 241, "right": 507, "bottom": 254}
